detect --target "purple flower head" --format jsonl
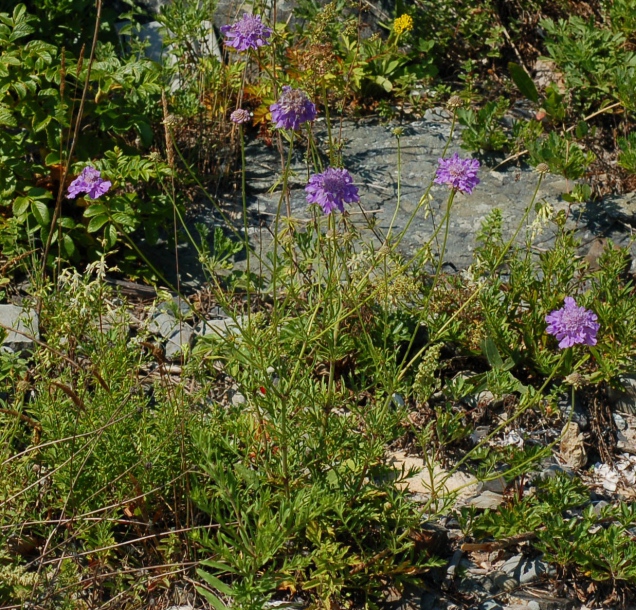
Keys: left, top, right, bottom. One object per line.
{"left": 434, "top": 153, "right": 480, "bottom": 194}
{"left": 230, "top": 108, "right": 251, "bottom": 125}
{"left": 305, "top": 167, "right": 359, "bottom": 215}
{"left": 545, "top": 296, "right": 600, "bottom": 349}
{"left": 220, "top": 13, "right": 272, "bottom": 52}
{"left": 67, "top": 166, "right": 111, "bottom": 200}
{"left": 270, "top": 86, "right": 317, "bottom": 130}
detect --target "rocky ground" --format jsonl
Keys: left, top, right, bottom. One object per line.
{"left": 4, "top": 112, "right": 636, "bottom": 609}
{"left": 4, "top": 287, "right": 636, "bottom": 609}
{"left": 152, "top": 112, "right": 636, "bottom": 290}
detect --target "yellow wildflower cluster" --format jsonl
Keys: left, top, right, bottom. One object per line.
{"left": 393, "top": 14, "right": 413, "bottom": 35}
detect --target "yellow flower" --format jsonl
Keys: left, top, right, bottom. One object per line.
{"left": 393, "top": 14, "right": 413, "bottom": 36}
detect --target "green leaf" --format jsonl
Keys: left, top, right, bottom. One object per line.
{"left": 87, "top": 214, "right": 109, "bottom": 233}
{"left": 198, "top": 560, "right": 239, "bottom": 574}
{"left": 45, "top": 151, "right": 61, "bottom": 166}
{"left": 59, "top": 216, "right": 76, "bottom": 229}
{"left": 481, "top": 336, "right": 504, "bottom": 370}
{"left": 135, "top": 120, "right": 153, "bottom": 147}
{"left": 33, "top": 114, "right": 52, "bottom": 132}
{"left": 105, "top": 223, "right": 117, "bottom": 249}
{"left": 196, "top": 569, "right": 235, "bottom": 596}
{"left": 195, "top": 587, "right": 228, "bottom": 610}
{"left": 508, "top": 62, "right": 539, "bottom": 103}
{"left": 31, "top": 200, "right": 50, "bottom": 227}
{"left": 0, "top": 104, "right": 16, "bottom": 127}
{"left": 63, "top": 234, "right": 76, "bottom": 257}
{"left": 375, "top": 75, "right": 393, "bottom": 92}
{"left": 12, "top": 196, "right": 29, "bottom": 217}
{"left": 84, "top": 204, "right": 108, "bottom": 218}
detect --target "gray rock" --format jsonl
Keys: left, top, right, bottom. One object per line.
{"left": 195, "top": 316, "right": 244, "bottom": 337}
{"left": 592, "top": 500, "right": 610, "bottom": 517}
{"left": 557, "top": 393, "right": 588, "bottom": 430}
{"left": 500, "top": 554, "right": 553, "bottom": 585}
{"left": 149, "top": 312, "right": 179, "bottom": 338}
{"left": 165, "top": 324, "right": 194, "bottom": 361}
{"left": 613, "top": 412, "right": 628, "bottom": 431}
{"left": 229, "top": 389, "right": 246, "bottom": 406}
{"left": 139, "top": 21, "right": 169, "bottom": 64}
{"left": 491, "top": 570, "right": 518, "bottom": 592}
{"left": 605, "top": 191, "right": 636, "bottom": 225}
{"left": 536, "top": 462, "right": 573, "bottom": 480}
{"left": 467, "top": 490, "right": 505, "bottom": 510}
{"left": 608, "top": 375, "right": 636, "bottom": 414}
{"left": 479, "top": 601, "right": 505, "bottom": 610}
{"left": 159, "top": 295, "right": 194, "bottom": 318}
{"left": 470, "top": 426, "right": 491, "bottom": 445}
{"left": 0, "top": 305, "right": 39, "bottom": 354}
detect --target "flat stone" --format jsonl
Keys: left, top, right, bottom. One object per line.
{"left": 500, "top": 554, "right": 553, "bottom": 585}
{"left": 388, "top": 451, "right": 478, "bottom": 504}
{"left": 149, "top": 312, "right": 178, "bottom": 338}
{"left": 195, "top": 316, "right": 244, "bottom": 337}
{"left": 605, "top": 191, "right": 636, "bottom": 224}
{"left": 0, "top": 305, "right": 39, "bottom": 354}
{"left": 608, "top": 375, "right": 636, "bottom": 414}
{"left": 165, "top": 324, "right": 194, "bottom": 361}
{"left": 159, "top": 296, "right": 194, "bottom": 318}
{"left": 467, "top": 490, "right": 505, "bottom": 510}
{"left": 613, "top": 412, "right": 628, "bottom": 431}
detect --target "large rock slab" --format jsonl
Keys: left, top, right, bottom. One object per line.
{"left": 224, "top": 117, "right": 636, "bottom": 270}
{"left": 0, "top": 305, "right": 39, "bottom": 354}
{"left": 154, "top": 116, "right": 636, "bottom": 290}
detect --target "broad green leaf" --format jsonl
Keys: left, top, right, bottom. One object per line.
{"left": 508, "top": 62, "right": 539, "bottom": 103}
{"left": 84, "top": 204, "right": 108, "bottom": 218}
{"left": 59, "top": 216, "right": 76, "bottom": 229}
{"left": 31, "top": 200, "right": 50, "bottom": 226}
{"left": 0, "top": 104, "right": 16, "bottom": 127}
{"left": 12, "top": 196, "right": 29, "bottom": 217}
{"left": 87, "top": 214, "right": 109, "bottom": 233}
{"left": 63, "top": 234, "right": 76, "bottom": 257}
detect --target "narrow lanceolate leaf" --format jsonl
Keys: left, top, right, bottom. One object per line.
{"left": 195, "top": 587, "right": 228, "bottom": 610}
{"left": 196, "top": 569, "right": 235, "bottom": 596}
{"left": 508, "top": 62, "right": 539, "bottom": 103}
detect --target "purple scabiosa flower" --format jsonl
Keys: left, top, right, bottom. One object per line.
{"left": 269, "top": 86, "right": 317, "bottom": 130}
{"left": 230, "top": 108, "right": 251, "bottom": 124}
{"left": 434, "top": 153, "right": 480, "bottom": 194}
{"left": 545, "top": 296, "right": 600, "bottom": 349}
{"left": 67, "top": 166, "right": 111, "bottom": 200}
{"left": 220, "top": 13, "right": 272, "bottom": 52}
{"left": 305, "top": 167, "right": 359, "bottom": 215}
